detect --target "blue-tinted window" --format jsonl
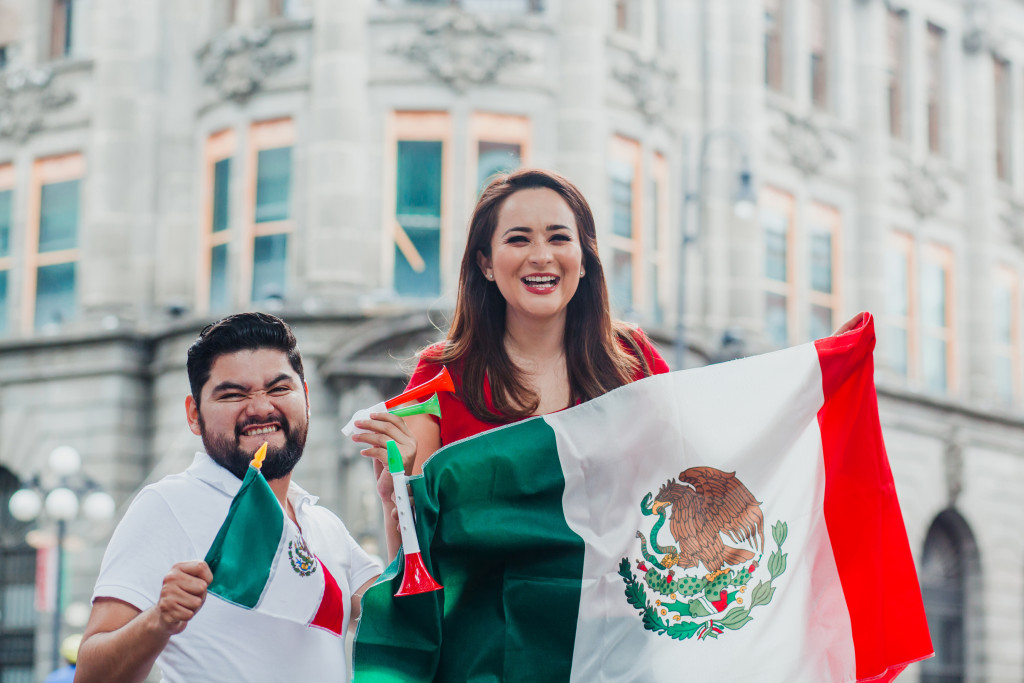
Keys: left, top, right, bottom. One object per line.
{"left": 766, "top": 292, "right": 788, "bottom": 346}
{"left": 0, "top": 272, "right": 7, "bottom": 336}
{"left": 886, "top": 326, "right": 909, "bottom": 375}
{"left": 252, "top": 234, "right": 288, "bottom": 302}
{"left": 610, "top": 249, "right": 633, "bottom": 313}
{"left": 209, "top": 244, "right": 229, "bottom": 311}
{"left": 255, "top": 147, "right": 292, "bottom": 223}
{"left": 38, "top": 180, "right": 79, "bottom": 253}
{"left": 763, "top": 211, "right": 788, "bottom": 282}
{"left": 921, "top": 261, "right": 947, "bottom": 327}
{"left": 0, "top": 190, "right": 11, "bottom": 257}
{"left": 810, "top": 304, "right": 832, "bottom": 341}
{"left": 810, "top": 230, "right": 832, "bottom": 293}
{"left": 477, "top": 142, "right": 520, "bottom": 194}
{"left": 922, "top": 337, "right": 947, "bottom": 392}
{"left": 213, "top": 158, "right": 231, "bottom": 233}
{"left": 394, "top": 141, "right": 442, "bottom": 297}
{"left": 609, "top": 161, "right": 633, "bottom": 239}
{"left": 34, "top": 262, "right": 76, "bottom": 329}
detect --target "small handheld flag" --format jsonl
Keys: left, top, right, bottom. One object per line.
{"left": 204, "top": 441, "right": 346, "bottom": 634}
{"left": 386, "top": 440, "right": 442, "bottom": 597}
{"left": 341, "top": 367, "right": 454, "bottom": 436}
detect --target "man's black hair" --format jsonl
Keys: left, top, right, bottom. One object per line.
{"left": 186, "top": 312, "right": 305, "bottom": 406}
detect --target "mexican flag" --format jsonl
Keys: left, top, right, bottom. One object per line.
{"left": 204, "top": 460, "right": 345, "bottom": 634}
{"left": 354, "top": 313, "right": 933, "bottom": 681}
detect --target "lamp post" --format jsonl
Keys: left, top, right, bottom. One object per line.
{"left": 674, "top": 130, "right": 758, "bottom": 370}
{"left": 8, "top": 446, "right": 115, "bottom": 671}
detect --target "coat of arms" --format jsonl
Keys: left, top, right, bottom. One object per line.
{"left": 288, "top": 538, "right": 318, "bottom": 577}
{"left": 619, "top": 467, "right": 789, "bottom": 640}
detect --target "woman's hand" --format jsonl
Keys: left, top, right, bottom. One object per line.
{"left": 351, "top": 411, "right": 417, "bottom": 508}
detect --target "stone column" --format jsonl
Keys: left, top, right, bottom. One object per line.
{"left": 555, "top": 0, "right": 606, "bottom": 218}
{"left": 81, "top": 0, "right": 162, "bottom": 324}
{"left": 304, "top": 0, "right": 371, "bottom": 302}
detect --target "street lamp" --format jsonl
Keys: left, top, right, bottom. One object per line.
{"left": 8, "top": 446, "right": 115, "bottom": 671}
{"left": 674, "top": 130, "right": 758, "bottom": 370}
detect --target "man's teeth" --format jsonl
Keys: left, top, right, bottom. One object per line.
{"left": 244, "top": 426, "right": 279, "bottom": 436}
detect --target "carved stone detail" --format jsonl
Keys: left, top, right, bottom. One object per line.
{"left": 390, "top": 9, "right": 532, "bottom": 93}
{"left": 771, "top": 112, "right": 835, "bottom": 176}
{"left": 0, "top": 67, "right": 76, "bottom": 142}
{"left": 612, "top": 52, "right": 676, "bottom": 123}
{"left": 944, "top": 432, "right": 964, "bottom": 507}
{"left": 898, "top": 162, "right": 948, "bottom": 219}
{"left": 197, "top": 26, "right": 295, "bottom": 103}
{"left": 1000, "top": 204, "right": 1024, "bottom": 251}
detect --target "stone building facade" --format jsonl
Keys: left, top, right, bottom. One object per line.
{"left": 0, "top": 0, "right": 1021, "bottom": 680}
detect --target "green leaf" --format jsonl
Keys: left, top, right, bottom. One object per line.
{"left": 772, "top": 521, "right": 788, "bottom": 546}
{"left": 720, "top": 607, "right": 754, "bottom": 630}
{"left": 770, "top": 552, "right": 786, "bottom": 581}
{"left": 665, "top": 620, "right": 701, "bottom": 641}
{"left": 618, "top": 557, "right": 632, "bottom": 581}
{"left": 749, "top": 580, "right": 776, "bottom": 607}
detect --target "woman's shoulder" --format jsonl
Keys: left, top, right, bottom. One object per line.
{"left": 407, "top": 341, "right": 455, "bottom": 389}
{"left": 615, "top": 324, "right": 671, "bottom": 376}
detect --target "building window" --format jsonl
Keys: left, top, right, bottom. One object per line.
{"left": 608, "top": 136, "right": 643, "bottom": 315}
{"left": 23, "top": 154, "right": 82, "bottom": 332}
{"left": 920, "top": 512, "right": 976, "bottom": 683}
{"left": 648, "top": 153, "right": 669, "bottom": 324}
{"left": 887, "top": 9, "right": 907, "bottom": 140}
{"left": 248, "top": 119, "right": 294, "bottom": 304}
{"left": 764, "top": 0, "right": 785, "bottom": 92}
{"left": 993, "top": 266, "right": 1019, "bottom": 405}
{"left": 50, "top": 0, "right": 73, "bottom": 59}
{"left": 202, "top": 130, "right": 236, "bottom": 313}
{"left": 921, "top": 243, "right": 954, "bottom": 393}
{"left": 926, "top": 24, "right": 945, "bottom": 155}
{"left": 884, "top": 231, "right": 914, "bottom": 377}
{"left": 0, "top": 468, "right": 36, "bottom": 683}
{"left": 994, "top": 55, "right": 1012, "bottom": 183}
{"left": 388, "top": 112, "right": 451, "bottom": 298}
{"left": 613, "top": 0, "right": 642, "bottom": 36}
{"left": 470, "top": 113, "right": 530, "bottom": 196}
{"left": 807, "top": 202, "right": 839, "bottom": 341}
{"left": 0, "top": 164, "right": 12, "bottom": 337}
{"left": 761, "top": 187, "right": 794, "bottom": 346}
{"left": 809, "top": 0, "right": 828, "bottom": 110}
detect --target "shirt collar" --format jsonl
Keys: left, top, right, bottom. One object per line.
{"left": 186, "top": 451, "right": 319, "bottom": 508}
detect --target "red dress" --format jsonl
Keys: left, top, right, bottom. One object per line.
{"left": 405, "top": 329, "right": 670, "bottom": 446}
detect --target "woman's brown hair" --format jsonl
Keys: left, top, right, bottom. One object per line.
{"left": 432, "top": 168, "right": 651, "bottom": 422}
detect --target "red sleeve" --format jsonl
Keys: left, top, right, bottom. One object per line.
{"left": 406, "top": 343, "right": 447, "bottom": 391}
{"left": 632, "top": 328, "right": 671, "bottom": 377}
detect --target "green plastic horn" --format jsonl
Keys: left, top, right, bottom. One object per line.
{"left": 388, "top": 392, "right": 441, "bottom": 418}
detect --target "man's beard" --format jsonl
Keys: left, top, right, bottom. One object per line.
{"left": 199, "top": 413, "right": 308, "bottom": 481}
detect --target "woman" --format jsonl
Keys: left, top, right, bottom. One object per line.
{"left": 352, "top": 169, "right": 669, "bottom": 550}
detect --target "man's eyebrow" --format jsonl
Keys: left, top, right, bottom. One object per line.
{"left": 210, "top": 381, "right": 250, "bottom": 395}
{"left": 265, "top": 373, "right": 295, "bottom": 388}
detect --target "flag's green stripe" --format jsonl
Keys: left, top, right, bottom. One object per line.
{"left": 204, "top": 466, "right": 284, "bottom": 608}
{"left": 354, "top": 417, "right": 586, "bottom": 682}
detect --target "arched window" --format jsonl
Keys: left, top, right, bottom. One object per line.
{"left": 920, "top": 510, "right": 978, "bottom": 683}
{"left": 0, "top": 467, "right": 36, "bottom": 683}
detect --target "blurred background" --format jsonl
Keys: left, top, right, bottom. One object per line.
{"left": 0, "top": 0, "right": 1019, "bottom": 680}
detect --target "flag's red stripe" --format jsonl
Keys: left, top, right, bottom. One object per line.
{"left": 310, "top": 555, "right": 345, "bottom": 635}
{"left": 814, "top": 313, "right": 933, "bottom": 681}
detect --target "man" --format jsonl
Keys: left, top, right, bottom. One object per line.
{"left": 77, "top": 313, "right": 389, "bottom": 682}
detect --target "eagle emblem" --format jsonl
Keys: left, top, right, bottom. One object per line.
{"left": 288, "top": 538, "right": 318, "bottom": 577}
{"left": 619, "top": 467, "right": 789, "bottom": 641}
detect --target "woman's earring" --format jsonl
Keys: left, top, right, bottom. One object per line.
{"left": 579, "top": 269, "right": 585, "bottom": 277}
{"left": 486, "top": 272, "right": 494, "bottom": 280}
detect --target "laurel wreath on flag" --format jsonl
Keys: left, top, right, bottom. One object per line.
{"left": 619, "top": 521, "right": 789, "bottom": 640}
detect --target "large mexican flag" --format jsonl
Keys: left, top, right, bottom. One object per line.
{"left": 354, "top": 313, "right": 933, "bottom": 681}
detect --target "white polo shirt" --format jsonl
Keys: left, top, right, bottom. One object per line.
{"left": 92, "top": 452, "right": 381, "bottom": 682}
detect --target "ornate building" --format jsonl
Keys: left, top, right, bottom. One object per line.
{"left": 0, "top": 0, "right": 1021, "bottom": 680}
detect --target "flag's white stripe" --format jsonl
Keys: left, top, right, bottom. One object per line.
{"left": 254, "top": 520, "right": 325, "bottom": 626}
{"left": 545, "top": 343, "right": 857, "bottom": 682}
